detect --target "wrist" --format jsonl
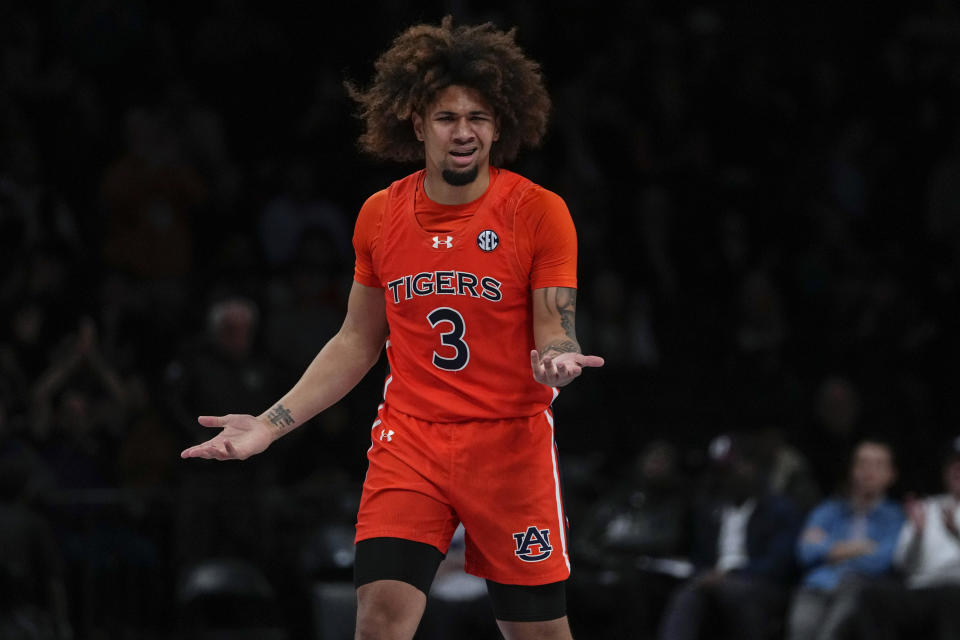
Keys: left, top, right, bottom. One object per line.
{"left": 259, "top": 402, "right": 298, "bottom": 441}
{"left": 541, "top": 341, "right": 581, "bottom": 359}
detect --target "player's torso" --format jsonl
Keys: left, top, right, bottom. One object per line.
{"left": 373, "top": 169, "right": 554, "bottom": 421}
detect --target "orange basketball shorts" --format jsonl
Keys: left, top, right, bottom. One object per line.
{"left": 355, "top": 403, "right": 571, "bottom": 586}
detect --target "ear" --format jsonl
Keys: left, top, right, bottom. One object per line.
{"left": 493, "top": 117, "right": 501, "bottom": 142}
{"left": 412, "top": 112, "right": 424, "bottom": 142}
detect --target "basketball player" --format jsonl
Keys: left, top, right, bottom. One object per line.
{"left": 181, "top": 17, "right": 603, "bottom": 640}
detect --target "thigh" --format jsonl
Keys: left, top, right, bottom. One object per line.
{"left": 712, "top": 575, "right": 773, "bottom": 611}
{"left": 497, "top": 617, "right": 572, "bottom": 640}
{"left": 786, "top": 588, "right": 829, "bottom": 640}
{"left": 355, "top": 407, "right": 459, "bottom": 552}
{"left": 486, "top": 579, "right": 567, "bottom": 623}
{"left": 818, "top": 579, "right": 865, "bottom": 640}
{"left": 452, "top": 411, "right": 571, "bottom": 586}
{"left": 354, "top": 539, "right": 447, "bottom": 640}
{"left": 354, "top": 537, "right": 445, "bottom": 594}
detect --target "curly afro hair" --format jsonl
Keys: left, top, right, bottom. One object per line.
{"left": 346, "top": 16, "right": 551, "bottom": 166}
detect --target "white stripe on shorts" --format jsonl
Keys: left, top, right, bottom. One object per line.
{"left": 543, "top": 410, "right": 570, "bottom": 572}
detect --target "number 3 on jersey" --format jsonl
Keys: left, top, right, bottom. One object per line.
{"left": 427, "top": 307, "right": 469, "bottom": 371}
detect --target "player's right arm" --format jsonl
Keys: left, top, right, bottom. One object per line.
{"left": 180, "top": 281, "right": 388, "bottom": 460}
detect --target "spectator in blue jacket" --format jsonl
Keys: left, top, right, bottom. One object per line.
{"left": 658, "top": 432, "right": 802, "bottom": 640}
{"left": 785, "top": 438, "right": 905, "bottom": 640}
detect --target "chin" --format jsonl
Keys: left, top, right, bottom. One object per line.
{"left": 441, "top": 166, "right": 480, "bottom": 186}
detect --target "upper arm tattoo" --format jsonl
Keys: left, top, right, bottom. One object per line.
{"left": 554, "top": 287, "right": 576, "bottom": 338}
{"left": 540, "top": 287, "right": 581, "bottom": 357}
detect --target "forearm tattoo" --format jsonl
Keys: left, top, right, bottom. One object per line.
{"left": 265, "top": 403, "right": 295, "bottom": 431}
{"left": 541, "top": 287, "right": 581, "bottom": 357}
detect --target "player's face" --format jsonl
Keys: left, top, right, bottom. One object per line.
{"left": 413, "top": 85, "right": 500, "bottom": 187}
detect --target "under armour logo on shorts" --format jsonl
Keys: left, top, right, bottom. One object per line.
{"left": 379, "top": 428, "right": 395, "bottom": 442}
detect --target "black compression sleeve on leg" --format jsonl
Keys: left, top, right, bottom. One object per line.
{"left": 354, "top": 537, "right": 445, "bottom": 595}
{"left": 486, "top": 580, "right": 567, "bottom": 622}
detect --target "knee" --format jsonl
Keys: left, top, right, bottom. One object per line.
{"left": 354, "top": 603, "right": 414, "bottom": 640}
{"left": 785, "top": 593, "right": 821, "bottom": 640}
{"left": 670, "top": 580, "right": 707, "bottom": 609}
{"left": 355, "top": 609, "right": 403, "bottom": 640}
{"left": 355, "top": 581, "right": 425, "bottom": 640}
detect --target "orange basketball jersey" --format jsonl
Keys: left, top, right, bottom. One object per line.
{"left": 353, "top": 167, "right": 577, "bottom": 422}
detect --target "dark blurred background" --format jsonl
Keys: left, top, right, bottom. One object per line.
{"left": 2, "top": 0, "right": 960, "bottom": 638}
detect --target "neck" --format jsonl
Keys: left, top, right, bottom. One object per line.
{"left": 423, "top": 165, "right": 491, "bottom": 205}
{"left": 850, "top": 491, "right": 881, "bottom": 512}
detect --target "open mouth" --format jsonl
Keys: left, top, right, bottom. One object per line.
{"left": 449, "top": 148, "right": 477, "bottom": 167}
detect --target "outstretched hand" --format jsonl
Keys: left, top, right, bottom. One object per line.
{"left": 180, "top": 414, "right": 274, "bottom": 461}
{"left": 530, "top": 350, "right": 605, "bottom": 387}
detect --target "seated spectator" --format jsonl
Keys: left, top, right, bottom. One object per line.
{"left": 582, "top": 439, "right": 690, "bottom": 561}
{"left": 785, "top": 438, "right": 905, "bottom": 640}
{"left": 28, "top": 316, "right": 128, "bottom": 490}
{"left": 658, "top": 432, "right": 802, "bottom": 640}
{"left": 0, "top": 464, "right": 72, "bottom": 640}
{"left": 854, "top": 436, "right": 960, "bottom": 640}
{"left": 755, "top": 425, "right": 822, "bottom": 515}
{"left": 165, "top": 295, "right": 287, "bottom": 565}
{"left": 571, "top": 440, "right": 691, "bottom": 639}
{"left": 164, "top": 295, "right": 285, "bottom": 443}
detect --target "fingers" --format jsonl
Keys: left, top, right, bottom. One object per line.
{"left": 530, "top": 349, "right": 555, "bottom": 383}
{"left": 531, "top": 350, "right": 602, "bottom": 386}
{"left": 181, "top": 445, "right": 210, "bottom": 459}
{"left": 577, "top": 354, "right": 605, "bottom": 368}
{"left": 197, "top": 415, "right": 226, "bottom": 428}
{"left": 542, "top": 355, "right": 557, "bottom": 378}
{"left": 181, "top": 443, "right": 219, "bottom": 459}
{"left": 180, "top": 441, "right": 237, "bottom": 460}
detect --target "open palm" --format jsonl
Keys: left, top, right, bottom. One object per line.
{"left": 180, "top": 414, "right": 274, "bottom": 461}
{"left": 530, "top": 349, "right": 605, "bottom": 387}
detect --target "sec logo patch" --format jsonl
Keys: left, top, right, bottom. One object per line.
{"left": 477, "top": 229, "right": 499, "bottom": 252}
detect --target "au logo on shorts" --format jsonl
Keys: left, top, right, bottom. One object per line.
{"left": 513, "top": 526, "right": 552, "bottom": 562}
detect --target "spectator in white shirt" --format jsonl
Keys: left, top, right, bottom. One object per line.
{"left": 658, "top": 433, "right": 802, "bottom": 640}
{"left": 854, "top": 437, "right": 960, "bottom": 640}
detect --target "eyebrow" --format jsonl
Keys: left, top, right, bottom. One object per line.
{"left": 433, "top": 110, "right": 493, "bottom": 117}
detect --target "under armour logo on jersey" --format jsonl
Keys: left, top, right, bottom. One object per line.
{"left": 513, "top": 526, "right": 553, "bottom": 562}
{"left": 432, "top": 235, "right": 453, "bottom": 249}
{"left": 477, "top": 229, "right": 499, "bottom": 252}
{"left": 379, "top": 428, "right": 394, "bottom": 442}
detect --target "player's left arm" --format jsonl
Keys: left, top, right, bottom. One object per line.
{"left": 531, "top": 286, "right": 604, "bottom": 387}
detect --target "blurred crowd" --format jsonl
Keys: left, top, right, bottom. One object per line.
{"left": 2, "top": 0, "right": 960, "bottom": 638}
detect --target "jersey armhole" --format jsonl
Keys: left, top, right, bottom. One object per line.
{"left": 509, "top": 183, "right": 539, "bottom": 285}
{"left": 366, "top": 189, "right": 390, "bottom": 282}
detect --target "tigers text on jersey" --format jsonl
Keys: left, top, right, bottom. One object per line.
{"left": 352, "top": 167, "right": 578, "bottom": 422}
